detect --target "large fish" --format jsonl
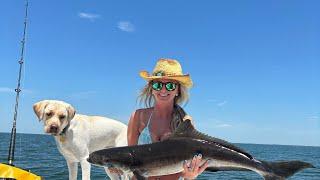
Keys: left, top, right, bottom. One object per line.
{"left": 88, "top": 120, "right": 314, "bottom": 180}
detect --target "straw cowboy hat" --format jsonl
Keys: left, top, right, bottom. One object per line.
{"left": 139, "top": 58, "right": 193, "bottom": 88}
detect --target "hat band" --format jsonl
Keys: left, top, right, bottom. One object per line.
{"left": 153, "top": 70, "right": 183, "bottom": 77}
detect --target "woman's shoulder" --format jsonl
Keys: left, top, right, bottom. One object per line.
{"left": 132, "top": 107, "right": 153, "bottom": 125}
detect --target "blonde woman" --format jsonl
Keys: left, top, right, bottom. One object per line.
{"left": 127, "top": 58, "right": 209, "bottom": 180}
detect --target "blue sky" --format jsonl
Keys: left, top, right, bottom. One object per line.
{"left": 1, "top": 0, "right": 319, "bottom": 146}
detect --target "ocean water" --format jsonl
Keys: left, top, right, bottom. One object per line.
{"left": 0, "top": 133, "right": 319, "bottom": 180}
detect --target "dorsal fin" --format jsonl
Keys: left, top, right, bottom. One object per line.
{"left": 171, "top": 119, "right": 196, "bottom": 137}
{"left": 170, "top": 119, "right": 253, "bottom": 160}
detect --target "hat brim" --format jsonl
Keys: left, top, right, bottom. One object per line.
{"left": 140, "top": 71, "right": 193, "bottom": 88}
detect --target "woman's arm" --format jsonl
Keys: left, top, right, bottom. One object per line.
{"left": 108, "top": 111, "right": 141, "bottom": 176}
{"left": 127, "top": 110, "right": 142, "bottom": 180}
{"left": 127, "top": 110, "right": 140, "bottom": 146}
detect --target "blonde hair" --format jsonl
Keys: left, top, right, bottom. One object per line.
{"left": 138, "top": 81, "right": 190, "bottom": 131}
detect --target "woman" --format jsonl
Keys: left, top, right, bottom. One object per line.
{"left": 127, "top": 58, "right": 209, "bottom": 180}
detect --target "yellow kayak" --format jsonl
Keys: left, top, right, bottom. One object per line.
{"left": 0, "top": 163, "right": 42, "bottom": 180}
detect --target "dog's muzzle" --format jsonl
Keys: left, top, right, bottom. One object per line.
{"left": 49, "top": 124, "right": 59, "bottom": 134}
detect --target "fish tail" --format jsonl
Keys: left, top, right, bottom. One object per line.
{"left": 261, "top": 160, "right": 314, "bottom": 180}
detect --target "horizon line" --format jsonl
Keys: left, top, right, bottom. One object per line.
{"left": 0, "top": 131, "right": 319, "bottom": 148}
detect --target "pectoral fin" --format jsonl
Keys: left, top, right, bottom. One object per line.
{"left": 132, "top": 170, "right": 147, "bottom": 180}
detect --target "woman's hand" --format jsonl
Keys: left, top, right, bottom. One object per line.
{"left": 182, "top": 154, "right": 209, "bottom": 179}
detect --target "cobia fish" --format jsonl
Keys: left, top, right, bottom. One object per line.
{"left": 87, "top": 120, "right": 314, "bottom": 180}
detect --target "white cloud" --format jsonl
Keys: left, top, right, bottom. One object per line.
{"left": 0, "top": 87, "right": 32, "bottom": 94}
{"left": 217, "top": 100, "right": 228, "bottom": 107}
{"left": 78, "top": 12, "right": 100, "bottom": 21}
{"left": 197, "top": 120, "right": 232, "bottom": 129}
{"left": 216, "top": 123, "right": 232, "bottom": 128}
{"left": 117, "top": 21, "right": 135, "bottom": 32}
{"left": 309, "top": 116, "right": 319, "bottom": 119}
{"left": 207, "top": 99, "right": 217, "bottom": 102}
{"left": 0, "top": 87, "right": 14, "bottom": 93}
{"left": 23, "top": 89, "right": 33, "bottom": 93}
{"left": 307, "top": 116, "right": 319, "bottom": 123}
{"left": 70, "top": 91, "right": 97, "bottom": 99}
{"left": 207, "top": 99, "right": 228, "bottom": 107}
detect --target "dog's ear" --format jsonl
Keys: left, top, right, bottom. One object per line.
{"left": 33, "top": 100, "right": 49, "bottom": 121}
{"left": 66, "top": 104, "right": 76, "bottom": 121}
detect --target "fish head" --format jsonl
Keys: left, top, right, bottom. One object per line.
{"left": 88, "top": 149, "right": 114, "bottom": 167}
{"left": 88, "top": 147, "right": 134, "bottom": 169}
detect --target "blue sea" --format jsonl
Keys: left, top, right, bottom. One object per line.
{"left": 0, "top": 133, "right": 319, "bottom": 179}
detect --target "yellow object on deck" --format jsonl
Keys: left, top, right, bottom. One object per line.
{"left": 0, "top": 163, "right": 41, "bottom": 180}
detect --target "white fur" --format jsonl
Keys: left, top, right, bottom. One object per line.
{"left": 33, "top": 100, "right": 129, "bottom": 180}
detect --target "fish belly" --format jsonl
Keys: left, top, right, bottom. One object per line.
{"left": 144, "top": 161, "right": 184, "bottom": 177}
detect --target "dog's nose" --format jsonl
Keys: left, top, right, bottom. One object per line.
{"left": 49, "top": 125, "right": 58, "bottom": 133}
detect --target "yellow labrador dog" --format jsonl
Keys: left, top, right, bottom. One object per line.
{"left": 33, "top": 100, "right": 128, "bottom": 180}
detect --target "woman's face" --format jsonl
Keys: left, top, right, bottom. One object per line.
{"left": 151, "top": 79, "right": 179, "bottom": 103}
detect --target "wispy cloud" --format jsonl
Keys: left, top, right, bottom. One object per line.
{"left": 78, "top": 12, "right": 100, "bottom": 21}
{"left": 217, "top": 100, "right": 228, "bottom": 107}
{"left": 207, "top": 99, "right": 217, "bottom": 103}
{"left": 70, "top": 91, "right": 97, "bottom": 99}
{"left": 207, "top": 98, "right": 228, "bottom": 107}
{"left": 0, "top": 87, "right": 33, "bottom": 94}
{"left": 198, "top": 119, "right": 232, "bottom": 129}
{"left": 23, "top": 89, "right": 33, "bottom": 93}
{"left": 117, "top": 21, "right": 135, "bottom": 32}
{"left": 307, "top": 116, "right": 319, "bottom": 122}
{"left": 216, "top": 123, "right": 232, "bottom": 128}
{"left": 0, "top": 87, "right": 13, "bottom": 93}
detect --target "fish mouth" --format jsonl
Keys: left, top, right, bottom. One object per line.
{"left": 87, "top": 154, "right": 105, "bottom": 166}
{"left": 87, "top": 152, "right": 115, "bottom": 168}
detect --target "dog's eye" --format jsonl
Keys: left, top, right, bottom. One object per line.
{"left": 46, "top": 112, "right": 52, "bottom": 117}
{"left": 59, "top": 115, "right": 66, "bottom": 119}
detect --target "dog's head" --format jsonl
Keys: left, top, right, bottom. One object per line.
{"left": 33, "top": 100, "right": 76, "bottom": 136}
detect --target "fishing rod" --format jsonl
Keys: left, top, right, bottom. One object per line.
{"left": 7, "top": 0, "right": 29, "bottom": 166}
{"left": 0, "top": 1, "right": 40, "bottom": 179}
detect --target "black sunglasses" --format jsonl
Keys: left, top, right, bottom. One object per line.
{"left": 151, "top": 81, "right": 177, "bottom": 91}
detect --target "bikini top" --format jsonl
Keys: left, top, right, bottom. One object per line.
{"left": 138, "top": 110, "right": 174, "bottom": 145}
{"left": 137, "top": 111, "right": 154, "bottom": 145}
